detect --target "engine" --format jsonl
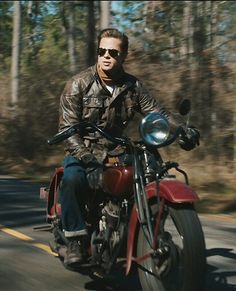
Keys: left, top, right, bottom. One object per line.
{"left": 96, "top": 199, "right": 128, "bottom": 250}
{"left": 100, "top": 200, "right": 120, "bottom": 231}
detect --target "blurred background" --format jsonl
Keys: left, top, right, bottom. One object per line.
{"left": 0, "top": 1, "right": 235, "bottom": 212}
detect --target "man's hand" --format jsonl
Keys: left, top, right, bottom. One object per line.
{"left": 179, "top": 127, "right": 200, "bottom": 151}
{"left": 80, "top": 152, "right": 103, "bottom": 189}
{"left": 80, "top": 152, "right": 97, "bottom": 165}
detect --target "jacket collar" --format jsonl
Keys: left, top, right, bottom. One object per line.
{"left": 92, "top": 64, "right": 135, "bottom": 104}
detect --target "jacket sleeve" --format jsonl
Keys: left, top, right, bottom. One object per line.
{"left": 59, "top": 78, "right": 89, "bottom": 159}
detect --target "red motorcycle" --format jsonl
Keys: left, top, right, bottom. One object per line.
{"left": 39, "top": 100, "right": 206, "bottom": 291}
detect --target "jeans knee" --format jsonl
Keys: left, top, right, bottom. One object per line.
{"left": 63, "top": 167, "right": 85, "bottom": 186}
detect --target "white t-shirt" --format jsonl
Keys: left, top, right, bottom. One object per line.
{"left": 105, "top": 84, "right": 115, "bottom": 95}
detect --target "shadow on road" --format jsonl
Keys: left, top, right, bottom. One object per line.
{"left": 62, "top": 261, "right": 142, "bottom": 291}
{"left": 205, "top": 248, "right": 236, "bottom": 291}
{"left": 83, "top": 248, "right": 236, "bottom": 291}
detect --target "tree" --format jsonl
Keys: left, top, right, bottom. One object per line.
{"left": 61, "top": 1, "right": 76, "bottom": 73}
{"left": 11, "top": 0, "right": 21, "bottom": 113}
{"left": 180, "top": 1, "right": 193, "bottom": 62}
{"left": 87, "top": 1, "right": 95, "bottom": 66}
{"left": 100, "top": 1, "right": 110, "bottom": 29}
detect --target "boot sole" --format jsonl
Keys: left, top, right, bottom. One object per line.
{"left": 64, "top": 256, "right": 84, "bottom": 266}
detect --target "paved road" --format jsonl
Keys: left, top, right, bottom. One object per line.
{"left": 201, "top": 215, "right": 236, "bottom": 291}
{"left": 0, "top": 178, "right": 235, "bottom": 291}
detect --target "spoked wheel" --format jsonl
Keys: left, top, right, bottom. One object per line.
{"left": 137, "top": 203, "right": 206, "bottom": 291}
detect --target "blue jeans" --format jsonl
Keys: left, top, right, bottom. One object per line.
{"left": 60, "top": 155, "right": 89, "bottom": 238}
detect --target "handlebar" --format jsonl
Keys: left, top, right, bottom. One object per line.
{"left": 47, "top": 125, "right": 78, "bottom": 145}
{"left": 47, "top": 122, "right": 127, "bottom": 146}
{"left": 48, "top": 122, "right": 184, "bottom": 148}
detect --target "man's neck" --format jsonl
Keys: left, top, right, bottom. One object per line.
{"left": 96, "top": 64, "right": 125, "bottom": 86}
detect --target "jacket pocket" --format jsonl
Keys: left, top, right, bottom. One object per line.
{"left": 83, "top": 96, "right": 103, "bottom": 108}
{"left": 83, "top": 96, "right": 104, "bottom": 123}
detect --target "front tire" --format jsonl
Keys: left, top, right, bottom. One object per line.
{"left": 137, "top": 204, "right": 206, "bottom": 291}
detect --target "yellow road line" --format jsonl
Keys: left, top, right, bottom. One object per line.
{"left": 0, "top": 224, "right": 58, "bottom": 256}
{"left": 33, "top": 243, "right": 58, "bottom": 256}
{"left": 0, "top": 224, "right": 33, "bottom": 241}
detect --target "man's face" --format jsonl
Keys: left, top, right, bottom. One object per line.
{"left": 97, "top": 37, "right": 126, "bottom": 72}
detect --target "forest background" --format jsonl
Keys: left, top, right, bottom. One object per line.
{"left": 0, "top": 1, "right": 236, "bottom": 214}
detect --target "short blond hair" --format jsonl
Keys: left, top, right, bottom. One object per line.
{"left": 97, "top": 28, "right": 129, "bottom": 54}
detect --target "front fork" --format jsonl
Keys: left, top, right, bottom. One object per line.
{"left": 132, "top": 150, "right": 165, "bottom": 269}
{"left": 137, "top": 148, "right": 190, "bottom": 250}
{"left": 132, "top": 146, "right": 157, "bottom": 251}
{"left": 126, "top": 196, "right": 168, "bottom": 275}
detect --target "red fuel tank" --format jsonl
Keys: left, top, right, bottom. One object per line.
{"left": 102, "top": 166, "right": 133, "bottom": 197}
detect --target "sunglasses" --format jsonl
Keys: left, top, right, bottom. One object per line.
{"left": 97, "top": 47, "right": 121, "bottom": 58}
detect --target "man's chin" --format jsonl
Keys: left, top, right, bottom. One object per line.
{"left": 101, "top": 66, "right": 112, "bottom": 71}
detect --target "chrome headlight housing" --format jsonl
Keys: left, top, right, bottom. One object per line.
{"left": 139, "top": 112, "right": 170, "bottom": 146}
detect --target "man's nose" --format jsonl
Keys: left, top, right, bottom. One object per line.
{"left": 104, "top": 50, "right": 110, "bottom": 58}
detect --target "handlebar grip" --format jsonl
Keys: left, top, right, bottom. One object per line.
{"left": 47, "top": 127, "right": 77, "bottom": 145}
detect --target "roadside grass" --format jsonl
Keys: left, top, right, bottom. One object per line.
{"left": 195, "top": 183, "right": 236, "bottom": 216}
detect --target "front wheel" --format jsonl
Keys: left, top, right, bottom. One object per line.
{"left": 137, "top": 204, "right": 206, "bottom": 291}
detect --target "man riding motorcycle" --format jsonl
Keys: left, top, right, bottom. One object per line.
{"left": 58, "top": 28, "right": 199, "bottom": 267}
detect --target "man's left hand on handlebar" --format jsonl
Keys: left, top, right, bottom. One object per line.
{"left": 179, "top": 126, "right": 200, "bottom": 151}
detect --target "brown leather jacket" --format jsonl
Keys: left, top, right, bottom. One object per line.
{"left": 59, "top": 65, "right": 167, "bottom": 162}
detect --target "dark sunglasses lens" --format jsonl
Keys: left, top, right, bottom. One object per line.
{"left": 109, "top": 49, "right": 119, "bottom": 58}
{"left": 98, "top": 48, "right": 106, "bottom": 56}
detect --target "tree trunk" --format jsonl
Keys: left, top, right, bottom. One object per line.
{"left": 180, "top": 1, "right": 190, "bottom": 60}
{"left": 27, "top": 0, "right": 33, "bottom": 17}
{"left": 100, "top": 1, "right": 110, "bottom": 30}
{"left": 180, "top": 1, "right": 193, "bottom": 63}
{"left": 11, "top": 1, "right": 21, "bottom": 112}
{"left": 67, "top": 2, "right": 76, "bottom": 73}
{"left": 209, "top": 2, "right": 218, "bottom": 146}
{"left": 87, "top": 1, "right": 95, "bottom": 66}
{"left": 60, "top": 2, "right": 76, "bottom": 73}
{"left": 210, "top": 1, "right": 218, "bottom": 48}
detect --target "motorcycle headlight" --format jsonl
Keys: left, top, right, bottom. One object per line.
{"left": 139, "top": 112, "right": 170, "bottom": 146}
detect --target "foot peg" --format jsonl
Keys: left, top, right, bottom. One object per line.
{"left": 33, "top": 224, "right": 52, "bottom": 231}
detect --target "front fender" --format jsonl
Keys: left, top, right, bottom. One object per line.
{"left": 126, "top": 179, "right": 199, "bottom": 275}
{"left": 147, "top": 179, "right": 199, "bottom": 203}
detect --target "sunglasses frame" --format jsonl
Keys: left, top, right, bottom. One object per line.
{"left": 97, "top": 47, "right": 121, "bottom": 58}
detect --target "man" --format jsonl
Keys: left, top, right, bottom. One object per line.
{"left": 58, "top": 28, "right": 199, "bottom": 266}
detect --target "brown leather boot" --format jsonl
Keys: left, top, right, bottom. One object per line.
{"left": 64, "top": 239, "right": 86, "bottom": 266}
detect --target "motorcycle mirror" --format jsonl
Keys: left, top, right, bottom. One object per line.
{"left": 178, "top": 99, "right": 191, "bottom": 116}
